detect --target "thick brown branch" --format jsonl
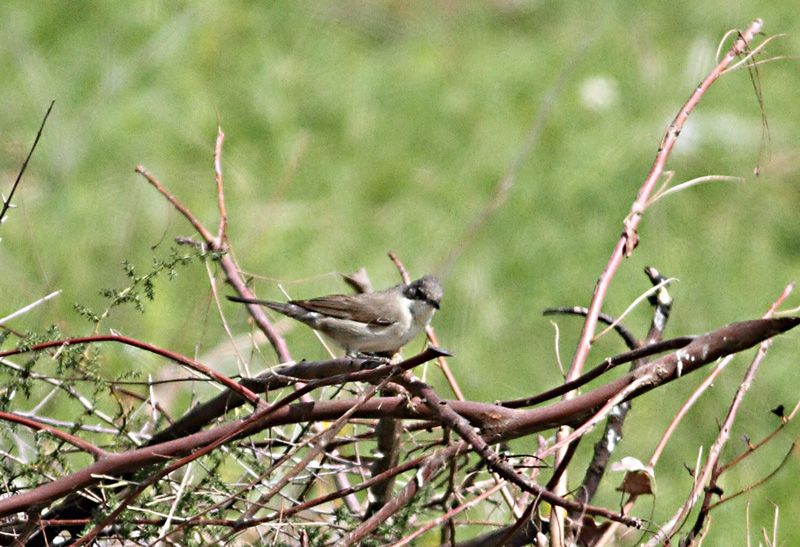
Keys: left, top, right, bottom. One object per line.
{"left": 0, "top": 317, "right": 794, "bottom": 521}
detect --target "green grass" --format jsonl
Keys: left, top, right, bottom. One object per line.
{"left": 1, "top": 2, "right": 799, "bottom": 543}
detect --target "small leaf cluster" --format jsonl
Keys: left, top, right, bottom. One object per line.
{"left": 75, "top": 248, "right": 202, "bottom": 323}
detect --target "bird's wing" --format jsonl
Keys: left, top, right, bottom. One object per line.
{"left": 292, "top": 294, "right": 395, "bottom": 326}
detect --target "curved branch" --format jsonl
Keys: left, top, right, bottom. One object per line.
{"left": 0, "top": 412, "right": 106, "bottom": 459}
{"left": 0, "top": 334, "right": 263, "bottom": 408}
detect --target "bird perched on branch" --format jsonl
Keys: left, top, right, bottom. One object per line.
{"left": 228, "top": 275, "right": 443, "bottom": 355}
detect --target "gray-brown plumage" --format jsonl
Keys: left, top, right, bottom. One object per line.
{"left": 228, "top": 275, "right": 443, "bottom": 354}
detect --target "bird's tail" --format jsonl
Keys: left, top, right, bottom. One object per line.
{"left": 227, "top": 295, "right": 271, "bottom": 306}
{"left": 227, "top": 295, "right": 308, "bottom": 320}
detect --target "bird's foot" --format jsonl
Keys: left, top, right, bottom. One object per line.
{"left": 347, "top": 351, "right": 397, "bottom": 365}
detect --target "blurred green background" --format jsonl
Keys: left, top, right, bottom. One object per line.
{"left": 1, "top": 1, "right": 798, "bottom": 544}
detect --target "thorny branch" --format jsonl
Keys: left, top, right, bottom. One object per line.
{"left": 0, "top": 18, "right": 795, "bottom": 547}
{"left": 0, "top": 317, "right": 794, "bottom": 523}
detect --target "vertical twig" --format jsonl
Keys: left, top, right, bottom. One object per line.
{"left": 214, "top": 127, "right": 228, "bottom": 244}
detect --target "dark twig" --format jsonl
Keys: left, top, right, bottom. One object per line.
{"left": 543, "top": 307, "right": 639, "bottom": 350}
{"left": 365, "top": 390, "right": 403, "bottom": 517}
{"left": 500, "top": 335, "right": 693, "bottom": 408}
{"left": 0, "top": 100, "right": 54, "bottom": 225}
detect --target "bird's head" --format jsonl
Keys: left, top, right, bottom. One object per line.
{"left": 404, "top": 275, "right": 443, "bottom": 310}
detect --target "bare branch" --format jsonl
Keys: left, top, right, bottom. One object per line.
{"left": 564, "top": 19, "right": 764, "bottom": 383}
{"left": 0, "top": 100, "right": 54, "bottom": 225}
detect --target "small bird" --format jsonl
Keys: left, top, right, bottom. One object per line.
{"left": 228, "top": 275, "right": 443, "bottom": 355}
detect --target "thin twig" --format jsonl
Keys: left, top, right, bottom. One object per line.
{"left": 393, "top": 480, "right": 507, "bottom": 546}
{"left": 214, "top": 127, "right": 228, "bottom": 244}
{"left": 646, "top": 175, "right": 745, "bottom": 207}
{"left": 135, "top": 166, "right": 216, "bottom": 244}
{"left": 437, "top": 30, "right": 597, "bottom": 279}
{"left": 0, "top": 290, "right": 61, "bottom": 325}
{"left": 0, "top": 100, "right": 54, "bottom": 225}
{"left": 718, "top": 398, "right": 800, "bottom": 475}
{"left": 135, "top": 163, "right": 291, "bottom": 361}
{"left": 706, "top": 442, "right": 795, "bottom": 512}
